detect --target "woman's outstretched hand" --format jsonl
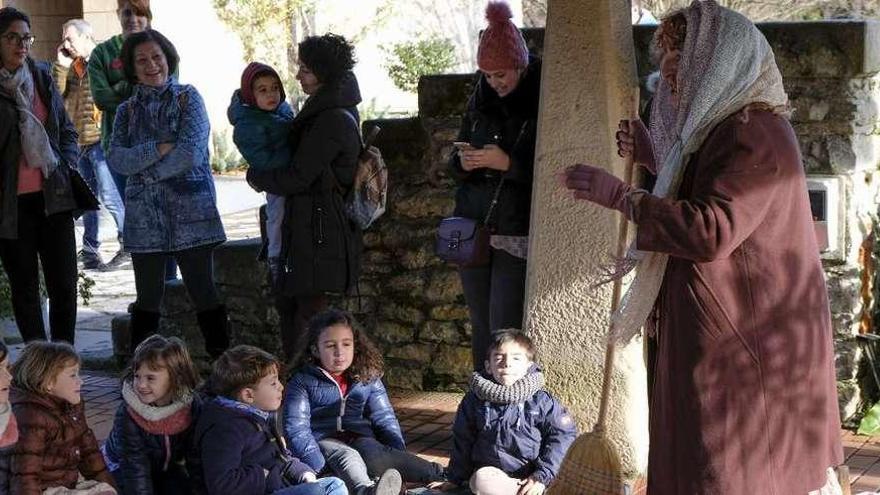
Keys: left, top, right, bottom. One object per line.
{"left": 559, "top": 164, "right": 636, "bottom": 219}
{"left": 616, "top": 119, "right": 656, "bottom": 174}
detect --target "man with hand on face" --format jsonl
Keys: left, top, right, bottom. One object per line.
{"left": 54, "top": 19, "right": 127, "bottom": 271}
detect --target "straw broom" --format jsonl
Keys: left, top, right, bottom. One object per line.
{"left": 547, "top": 101, "right": 639, "bottom": 495}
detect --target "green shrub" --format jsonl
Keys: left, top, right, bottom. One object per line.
{"left": 383, "top": 37, "right": 457, "bottom": 93}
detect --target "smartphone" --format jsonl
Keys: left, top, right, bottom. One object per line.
{"left": 452, "top": 141, "right": 475, "bottom": 151}
{"left": 60, "top": 47, "right": 72, "bottom": 58}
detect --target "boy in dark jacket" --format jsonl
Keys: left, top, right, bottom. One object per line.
{"left": 431, "top": 330, "right": 577, "bottom": 494}
{"left": 194, "top": 345, "right": 346, "bottom": 495}
{"left": 227, "top": 62, "right": 295, "bottom": 287}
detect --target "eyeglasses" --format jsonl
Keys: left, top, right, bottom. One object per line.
{"left": 2, "top": 33, "right": 35, "bottom": 48}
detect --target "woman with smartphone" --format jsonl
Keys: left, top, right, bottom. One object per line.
{"left": 449, "top": 1, "right": 541, "bottom": 371}
{"left": 246, "top": 33, "right": 363, "bottom": 358}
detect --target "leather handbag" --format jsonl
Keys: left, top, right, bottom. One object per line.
{"left": 68, "top": 165, "right": 100, "bottom": 212}
{"left": 435, "top": 178, "right": 504, "bottom": 267}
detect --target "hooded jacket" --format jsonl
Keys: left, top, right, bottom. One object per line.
{"left": 448, "top": 56, "right": 541, "bottom": 237}
{"left": 102, "top": 382, "right": 202, "bottom": 495}
{"left": 281, "top": 364, "right": 405, "bottom": 472}
{"left": 9, "top": 387, "right": 115, "bottom": 494}
{"left": 227, "top": 90, "right": 295, "bottom": 170}
{"left": 246, "top": 71, "right": 363, "bottom": 296}
{"left": 107, "top": 79, "right": 226, "bottom": 253}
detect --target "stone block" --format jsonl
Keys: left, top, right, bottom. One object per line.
{"left": 213, "top": 239, "right": 266, "bottom": 288}
{"left": 387, "top": 273, "right": 426, "bottom": 296}
{"left": 384, "top": 365, "right": 424, "bottom": 391}
{"left": 400, "top": 244, "right": 443, "bottom": 270}
{"left": 420, "top": 321, "right": 461, "bottom": 345}
{"left": 374, "top": 321, "right": 417, "bottom": 345}
{"left": 835, "top": 338, "right": 860, "bottom": 381}
{"left": 378, "top": 304, "right": 424, "bottom": 326}
{"left": 392, "top": 190, "right": 455, "bottom": 219}
{"left": 431, "top": 345, "right": 472, "bottom": 381}
{"left": 429, "top": 304, "right": 470, "bottom": 322}
{"left": 424, "top": 271, "right": 462, "bottom": 304}
{"left": 111, "top": 314, "right": 131, "bottom": 359}
{"left": 387, "top": 343, "right": 434, "bottom": 364}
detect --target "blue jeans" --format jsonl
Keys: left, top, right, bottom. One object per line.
{"left": 272, "top": 477, "right": 348, "bottom": 495}
{"left": 78, "top": 143, "right": 124, "bottom": 254}
{"left": 318, "top": 437, "right": 444, "bottom": 491}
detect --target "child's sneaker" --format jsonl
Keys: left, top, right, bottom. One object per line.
{"left": 370, "top": 468, "right": 402, "bottom": 495}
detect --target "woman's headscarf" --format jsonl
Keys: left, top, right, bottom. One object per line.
{"left": 611, "top": 0, "right": 789, "bottom": 343}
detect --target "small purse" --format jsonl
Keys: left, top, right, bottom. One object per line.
{"left": 68, "top": 166, "right": 100, "bottom": 211}
{"left": 435, "top": 178, "right": 504, "bottom": 267}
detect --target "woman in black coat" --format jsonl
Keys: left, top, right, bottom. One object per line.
{"left": 449, "top": 2, "right": 541, "bottom": 370}
{"left": 247, "top": 33, "right": 362, "bottom": 358}
{"left": 0, "top": 7, "right": 82, "bottom": 344}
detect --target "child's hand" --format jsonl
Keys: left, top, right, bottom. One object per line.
{"left": 427, "top": 480, "right": 459, "bottom": 491}
{"left": 517, "top": 477, "right": 545, "bottom": 495}
{"left": 301, "top": 472, "right": 317, "bottom": 483}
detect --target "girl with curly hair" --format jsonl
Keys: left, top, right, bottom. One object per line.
{"left": 281, "top": 309, "right": 446, "bottom": 495}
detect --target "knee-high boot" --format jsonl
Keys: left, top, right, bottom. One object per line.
{"left": 197, "top": 304, "right": 230, "bottom": 359}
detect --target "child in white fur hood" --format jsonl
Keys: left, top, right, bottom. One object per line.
{"left": 102, "top": 335, "right": 202, "bottom": 494}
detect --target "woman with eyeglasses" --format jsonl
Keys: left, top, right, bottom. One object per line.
{"left": 0, "top": 7, "right": 82, "bottom": 344}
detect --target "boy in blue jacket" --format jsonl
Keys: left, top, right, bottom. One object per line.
{"left": 227, "top": 62, "right": 296, "bottom": 286}
{"left": 431, "top": 330, "right": 577, "bottom": 495}
{"left": 194, "top": 345, "right": 346, "bottom": 495}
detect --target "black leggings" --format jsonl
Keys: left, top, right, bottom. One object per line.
{"left": 459, "top": 248, "right": 527, "bottom": 371}
{"left": 0, "top": 192, "right": 77, "bottom": 343}
{"left": 131, "top": 245, "right": 220, "bottom": 313}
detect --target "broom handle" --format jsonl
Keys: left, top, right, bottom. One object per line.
{"left": 595, "top": 91, "right": 640, "bottom": 432}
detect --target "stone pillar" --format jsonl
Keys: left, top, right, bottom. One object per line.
{"left": 524, "top": 0, "right": 648, "bottom": 478}
{"left": 82, "top": 0, "right": 118, "bottom": 42}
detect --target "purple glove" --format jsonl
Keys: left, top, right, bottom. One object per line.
{"left": 562, "top": 164, "right": 635, "bottom": 219}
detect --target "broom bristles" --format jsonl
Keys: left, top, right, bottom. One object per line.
{"left": 546, "top": 428, "right": 626, "bottom": 495}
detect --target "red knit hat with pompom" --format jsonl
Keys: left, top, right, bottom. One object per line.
{"left": 477, "top": 1, "right": 528, "bottom": 71}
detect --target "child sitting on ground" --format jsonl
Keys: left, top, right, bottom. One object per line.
{"left": 102, "top": 335, "right": 202, "bottom": 494}
{"left": 430, "top": 330, "right": 577, "bottom": 495}
{"left": 10, "top": 341, "right": 117, "bottom": 494}
{"left": 0, "top": 341, "right": 18, "bottom": 492}
{"left": 283, "top": 309, "right": 446, "bottom": 495}
{"left": 194, "top": 344, "right": 346, "bottom": 495}
{"left": 227, "top": 62, "right": 296, "bottom": 287}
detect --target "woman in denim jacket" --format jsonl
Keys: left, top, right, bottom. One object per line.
{"left": 107, "top": 29, "right": 228, "bottom": 358}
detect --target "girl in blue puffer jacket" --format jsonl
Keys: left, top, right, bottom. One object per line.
{"left": 283, "top": 309, "right": 446, "bottom": 495}
{"left": 430, "top": 330, "right": 578, "bottom": 495}
{"left": 102, "top": 335, "right": 202, "bottom": 494}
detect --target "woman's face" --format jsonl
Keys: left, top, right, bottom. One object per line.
{"left": 482, "top": 68, "right": 523, "bottom": 98}
{"left": 296, "top": 61, "right": 321, "bottom": 95}
{"left": 660, "top": 48, "right": 681, "bottom": 99}
{"left": 118, "top": 2, "right": 150, "bottom": 37}
{"left": 133, "top": 41, "right": 168, "bottom": 87}
{"left": 0, "top": 20, "right": 32, "bottom": 71}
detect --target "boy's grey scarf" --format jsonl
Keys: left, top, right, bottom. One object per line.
{"left": 470, "top": 370, "right": 545, "bottom": 404}
{"left": 0, "top": 63, "right": 58, "bottom": 177}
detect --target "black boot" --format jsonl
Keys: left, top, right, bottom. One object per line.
{"left": 130, "top": 307, "right": 160, "bottom": 353}
{"left": 197, "top": 304, "right": 230, "bottom": 359}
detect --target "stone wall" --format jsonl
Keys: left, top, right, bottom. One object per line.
{"left": 128, "top": 22, "right": 880, "bottom": 416}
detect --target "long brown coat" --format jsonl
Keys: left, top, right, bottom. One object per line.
{"left": 635, "top": 110, "right": 843, "bottom": 494}
{"left": 9, "top": 388, "right": 115, "bottom": 494}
